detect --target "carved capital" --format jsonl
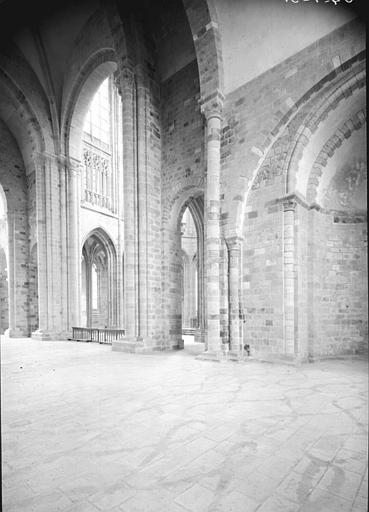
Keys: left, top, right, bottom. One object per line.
{"left": 68, "top": 158, "right": 83, "bottom": 177}
{"left": 226, "top": 235, "right": 244, "bottom": 252}
{"left": 200, "top": 90, "right": 224, "bottom": 121}
{"left": 115, "top": 66, "right": 135, "bottom": 95}
{"left": 283, "top": 197, "right": 297, "bottom": 212}
{"left": 31, "top": 151, "right": 48, "bottom": 169}
{"left": 226, "top": 236, "right": 243, "bottom": 267}
{"left": 31, "top": 152, "right": 61, "bottom": 172}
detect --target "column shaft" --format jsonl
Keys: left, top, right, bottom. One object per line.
{"left": 136, "top": 71, "right": 148, "bottom": 339}
{"left": 204, "top": 111, "right": 222, "bottom": 353}
{"left": 67, "top": 160, "right": 81, "bottom": 329}
{"left": 227, "top": 237, "right": 243, "bottom": 354}
{"left": 118, "top": 67, "right": 139, "bottom": 338}
{"left": 283, "top": 200, "right": 296, "bottom": 355}
{"left": 31, "top": 154, "right": 68, "bottom": 339}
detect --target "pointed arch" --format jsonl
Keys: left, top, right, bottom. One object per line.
{"left": 182, "top": 0, "right": 224, "bottom": 101}
{"left": 81, "top": 228, "right": 118, "bottom": 328}
{"left": 232, "top": 55, "right": 365, "bottom": 238}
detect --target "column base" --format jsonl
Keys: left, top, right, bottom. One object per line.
{"left": 196, "top": 344, "right": 247, "bottom": 363}
{"left": 4, "top": 328, "right": 28, "bottom": 338}
{"left": 194, "top": 329, "right": 205, "bottom": 344}
{"left": 163, "top": 335, "right": 184, "bottom": 350}
{"left": 251, "top": 349, "right": 300, "bottom": 366}
{"left": 228, "top": 350, "right": 242, "bottom": 361}
{"left": 31, "top": 330, "right": 68, "bottom": 341}
{"left": 196, "top": 349, "right": 224, "bottom": 362}
{"left": 112, "top": 337, "right": 166, "bottom": 353}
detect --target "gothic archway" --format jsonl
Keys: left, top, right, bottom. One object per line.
{"left": 81, "top": 229, "right": 118, "bottom": 328}
{"left": 165, "top": 191, "right": 204, "bottom": 349}
{"left": 180, "top": 208, "right": 199, "bottom": 335}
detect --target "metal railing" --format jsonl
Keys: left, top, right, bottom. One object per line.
{"left": 71, "top": 327, "right": 125, "bottom": 345}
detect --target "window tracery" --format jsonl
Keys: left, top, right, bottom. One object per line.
{"left": 82, "top": 75, "right": 122, "bottom": 214}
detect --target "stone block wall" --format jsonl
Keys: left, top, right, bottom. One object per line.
{"left": 295, "top": 202, "right": 309, "bottom": 361}
{"left": 0, "top": 120, "right": 33, "bottom": 336}
{"left": 161, "top": 60, "right": 204, "bottom": 347}
{"left": 309, "top": 211, "right": 367, "bottom": 358}
{"left": 161, "top": 60, "right": 203, "bottom": 198}
{"left": 223, "top": 19, "right": 366, "bottom": 361}
{"left": 242, "top": 177, "right": 285, "bottom": 356}
{"left": 28, "top": 243, "right": 38, "bottom": 334}
{"left": 219, "top": 239, "right": 228, "bottom": 344}
{"left": 221, "top": 19, "right": 365, "bottom": 221}
{"left": 145, "top": 73, "right": 163, "bottom": 343}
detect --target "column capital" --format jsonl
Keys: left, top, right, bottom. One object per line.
{"left": 31, "top": 151, "right": 54, "bottom": 169}
{"left": 200, "top": 90, "right": 224, "bottom": 120}
{"left": 115, "top": 65, "right": 136, "bottom": 95}
{"left": 225, "top": 235, "right": 244, "bottom": 250}
{"left": 283, "top": 196, "right": 298, "bottom": 212}
{"left": 67, "top": 158, "right": 83, "bottom": 177}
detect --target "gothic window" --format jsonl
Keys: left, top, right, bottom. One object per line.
{"left": 82, "top": 76, "right": 122, "bottom": 214}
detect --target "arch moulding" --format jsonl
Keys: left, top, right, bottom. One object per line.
{"left": 232, "top": 57, "right": 366, "bottom": 239}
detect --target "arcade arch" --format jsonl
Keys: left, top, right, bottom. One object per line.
{"left": 81, "top": 229, "right": 118, "bottom": 329}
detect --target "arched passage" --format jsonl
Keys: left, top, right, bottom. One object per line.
{"left": 235, "top": 61, "right": 367, "bottom": 361}
{"left": 81, "top": 229, "right": 118, "bottom": 329}
{"left": 62, "top": 46, "right": 123, "bottom": 330}
{"left": 165, "top": 191, "right": 205, "bottom": 349}
{"left": 180, "top": 208, "right": 199, "bottom": 335}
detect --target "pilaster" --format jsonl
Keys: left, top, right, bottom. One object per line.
{"left": 226, "top": 235, "right": 244, "bottom": 356}
{"left": 4, "top": 210, "right": 28, "bottom": 337}
{"left": 67, "top": 158, "right": 82, "bottom": 330}
{"left": 115, "top": 65, "right": 139, "bottom": 342}
{"left": 283, "top": 197, "right": 297, "bottom": 356}
{"left": 31, "top": 152, "right": 69, "bottom": 340}
{"left": 198, "top": 92, "right": 224, "bottom": 358}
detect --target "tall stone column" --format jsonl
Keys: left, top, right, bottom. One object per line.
{"left": 67, "top": 158, "right": 82, "bottom": 330}
{"left": 194, "top": 231, "right": 205, "bottom": 343}
{"left": 283, "top": 197, "right": 297, "bottom": 356}
{"left": 201, "top": 94, "right": 223, "bottom": 355}
{"left": 116, "top": 65, "right": 139, "bottom": 340}
{"left": 227, "top": 236, "right": 243, "bottom": 355}
{"left": 5, "top": 209, "right": 28, "bottom": 337}
{"left": 136, "top": 67, "right": 149, "bottom": 341}
{"left": 112, "top": 80, "right": 125, "bottom": 329}
{"left": 31, "top": 153, "right": 68, "bottom": 340}
{"left": 112, "top": 64, "right": 147, "bottom": 352}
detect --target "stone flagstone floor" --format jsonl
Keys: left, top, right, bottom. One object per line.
{"left": 1, "top": 336, "right": 368, "bottom": 512}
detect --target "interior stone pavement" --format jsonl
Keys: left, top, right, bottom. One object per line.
{"left": 1, "top": 336, "right": 368, "bottom": 512}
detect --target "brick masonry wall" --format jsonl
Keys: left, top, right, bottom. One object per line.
{"left": 161, "top": 60, "right": 204, "bottom": 346}
{"left": 26, "top": 171, "right": 38, "bottom": 333}
{"left": 241, "top": 177, "right": 285, "bottom": 356}
{"left": 295, "top": 202, "right": 309, "bottom": 361}
{"left": 219, "top": 239, "right": 228, "bottom": 344}
{"left": 309, "top": 211, "right": 367, "bottom": 358}
{"left": 221, "top": 19, "right": 365, "bottom": 226}
{"left": 145, "top": 70, "right": 163, "bottom": 343}
{"left": 225, "top": 19, "right": 366, "bottom": 359}
{"left": 161, "top": 60, "right": 203, "bottom": 199}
